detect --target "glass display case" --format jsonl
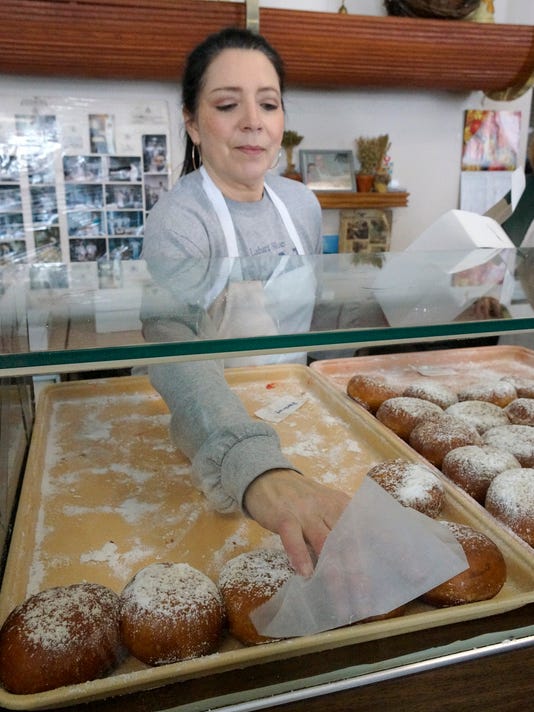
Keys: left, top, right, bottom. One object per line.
{"left": 1, "top": 246, "right": 534, "bottom": 711}
{"left": 3, "top": 247, "right": 533, "bottom": 375}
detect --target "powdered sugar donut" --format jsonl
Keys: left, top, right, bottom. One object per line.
{"left": 445, "top": 400, "right": 510, "bottom": 434}
{"left": 120, "top": 562, "right": 224, "bottom": 665}
{"left": 421, "top": 521, "right": 506, "bottom": 607}
{"left": 500, "top": 375, "right": 534, "bottom": 399}
{"left": 409, "top": 414, "right": 482, "bottom": 467}
{"left": 457, "top": 380, "right": 517, "bottom": 408}
{"left": 504, "top": 398, "right": 534, "bottom": 427}
{"left": 485, "top": 468, "right": 534, "bottom": 547}
{"left": 441, "top": 445, "right": 520, "bottom": 504}
{"left": 403, "top": 380, "right": 458, "bottom": 409}
{"left": 482, "top": 425, "right": 534, "bottom": 467}
{"left": 376, "top": 397, "right": 443, "bottom": 440}
{"left": 346, "top": 374, "right": 403, "bottom": 414}
{"left": 0, "top": 583, "right": 122, "bottom": 694}
{"left": 366, "top": 458, "right": 444, "bottom": 518}
{"left": 219, "top": 549, "right": 294, "bottom": 645}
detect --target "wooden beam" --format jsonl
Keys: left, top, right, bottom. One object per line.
{"left": 0, "top": 1, "right": 532, "bottom": 93}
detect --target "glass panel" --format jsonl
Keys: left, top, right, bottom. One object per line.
{"left": 0, "top": 248, "right": 533, "bottom": 375}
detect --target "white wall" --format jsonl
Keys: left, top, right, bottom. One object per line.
{"left": 286, "top": 87, "right": 532, "bottom": 248}
{"left": 0, "top": 0, "right": 532, "bottom": 250}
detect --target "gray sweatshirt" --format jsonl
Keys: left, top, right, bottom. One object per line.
{"left": 141, "top": 170, "right": 322, "bottom": 513}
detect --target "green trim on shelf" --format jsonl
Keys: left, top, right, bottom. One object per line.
{"left": 2, "top": 317, "right": 533, "bottom": 376}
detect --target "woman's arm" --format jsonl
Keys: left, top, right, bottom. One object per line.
{"left": 142, "top": 177, "right": 349, "bottom": 574}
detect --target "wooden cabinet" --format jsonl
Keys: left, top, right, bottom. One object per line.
{"left": 0, "top": 1, "right": 532, "bottom": 94}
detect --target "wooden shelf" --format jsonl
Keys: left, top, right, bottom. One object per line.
{"left": 315, "top": 191, "right": 409, "bottom": 210}
{"left": 0, "top": 1, "right": 532, "bottom": 94}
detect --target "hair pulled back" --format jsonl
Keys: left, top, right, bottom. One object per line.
{"left": 181, "top": 27, "right": 285, "bottom": 176}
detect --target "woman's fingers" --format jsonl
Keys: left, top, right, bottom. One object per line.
{"left": 244, "top": 469, "right": 350, "bottom": 577}
{"left": 276, "top": 517, "right": 316, "bottom": 578}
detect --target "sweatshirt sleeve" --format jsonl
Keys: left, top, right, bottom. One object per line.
{"left": 140, "top": 262, "right": 299, "bottom": 515}
{"left": 147, "top": 353, "right": 297, "bottom": 514}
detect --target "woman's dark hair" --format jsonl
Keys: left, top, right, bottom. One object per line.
{"left": 181, "top": 27, "right": 285, "bottom": 176}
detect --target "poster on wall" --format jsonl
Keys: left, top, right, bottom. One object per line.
{"left": 0, "top": 96, "right": 173, "bottom": 267}
{"left": 461, "top": 109, "right": 521, "bottom": 171}
{"left": 460, "top": 109, "right": 522, "bottom": 215}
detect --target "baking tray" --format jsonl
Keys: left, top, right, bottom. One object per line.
{"left": 309, "top": 344, "right": 534, "bottom": 394}
{"left": 310, "top": 343, "right": 534, "bottom": 542}
{"left": 1, "top": 364, "right": 534, "bottom": 710}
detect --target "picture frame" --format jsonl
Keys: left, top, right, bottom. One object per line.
{"left": 338, "top": 208, "right": 392, "bottom": 254}
{"left": 300, "top": 149, "right": 356, "bottom": 192}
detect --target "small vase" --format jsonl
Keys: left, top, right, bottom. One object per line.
{"left": 356, "top": 174, "right": 374, "bottom": 192}
{"left": 283, "top": 163, "right": 303, "bottom": 182}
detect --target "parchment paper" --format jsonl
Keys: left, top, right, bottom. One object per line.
{"left": 252, "top": 477, "right": 468, "bottom": 638}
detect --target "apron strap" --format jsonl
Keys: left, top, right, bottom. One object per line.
{"left": 264, "top": 183, "right": 306, "bottom": 255}
{"left": 200, "top": 165, "right": 305, "bottom": 256}
{"left": 200, "top": 166, "right": 240, "bottom": 256}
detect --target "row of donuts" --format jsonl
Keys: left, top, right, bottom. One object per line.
{"left": 0, "top": 550, "right": 291, "bottom": 696}
{"left": 346, "top": 372, "right": 534, "bottom": 548}
{"left": 0, "top": 509, "right": 508, "bottom": 698}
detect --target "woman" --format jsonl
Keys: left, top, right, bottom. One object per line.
{"left": 142, "top": 27, "right": 349, "bottom": 577}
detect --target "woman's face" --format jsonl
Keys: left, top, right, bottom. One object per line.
{"left": 185, "top": 48, "right": 284, "bottom": 201}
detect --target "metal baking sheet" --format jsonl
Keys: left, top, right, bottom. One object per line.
{"left": 1, "top": 364, "right": 534, "bottom": 710}
{"left": 309, "top": 344, "right": 534, "bottom": 394}
{"left": 310, "top": 343, "right": 534, "bottom": 542}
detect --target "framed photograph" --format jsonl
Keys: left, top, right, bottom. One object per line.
{"left": 89, "top": 113, "right": 116, "bottom": 155}
{"left": 300, "top": 150, "right": 355, "bottom": 192}
{"left": 339, "top": 208, "right": 392, "bottom": 254}
{"left": 142, "top": 134, "right": 168, "bottom": 173}
{"left": 63, "top": 155, "right": 103, "bottom": 182}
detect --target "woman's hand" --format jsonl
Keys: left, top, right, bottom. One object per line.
{"left": 243, "top": 469, "right": 350, "bottom": 577}
{"left": 457, "top": 296, "right": 504, "bottom": 321}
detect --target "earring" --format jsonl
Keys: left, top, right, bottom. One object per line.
{"left": 270, "top": 149, "right": 282, "bottom": 170}
{"left": 192, "top": 143, "right": 202, "bottom": 171}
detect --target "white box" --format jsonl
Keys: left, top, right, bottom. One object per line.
{"left": 374, "top": 210, "right": 516, "bottom": 327}
{"left": 405, "top": 209, "right": 514, "bottom": 272}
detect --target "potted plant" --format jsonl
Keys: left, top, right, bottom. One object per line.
{"left": 355, "top": 134, "right": 390, "bottom": 192}
{"left": 281, "top": 130, "right": 304, "bottom": 180}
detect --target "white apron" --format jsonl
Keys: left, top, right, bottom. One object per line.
{"left": 200, "top": 166, "right": 316, "bottom": 366}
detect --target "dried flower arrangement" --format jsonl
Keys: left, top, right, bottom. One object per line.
{"left": 355, "top": 134, "right": 390, "bottom": 176}
{"left": 281, "top": 130, "right": 304, "bottom": 171}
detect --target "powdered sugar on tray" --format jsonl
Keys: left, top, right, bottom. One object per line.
{"left": 16, "top": 373, "right": 381, "bottom": 602}
{"left": 316, "top": 351, "right": 534, "bottom": 395}
{"left": 79, "top": 540, "right": 155, "bottom": 579}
